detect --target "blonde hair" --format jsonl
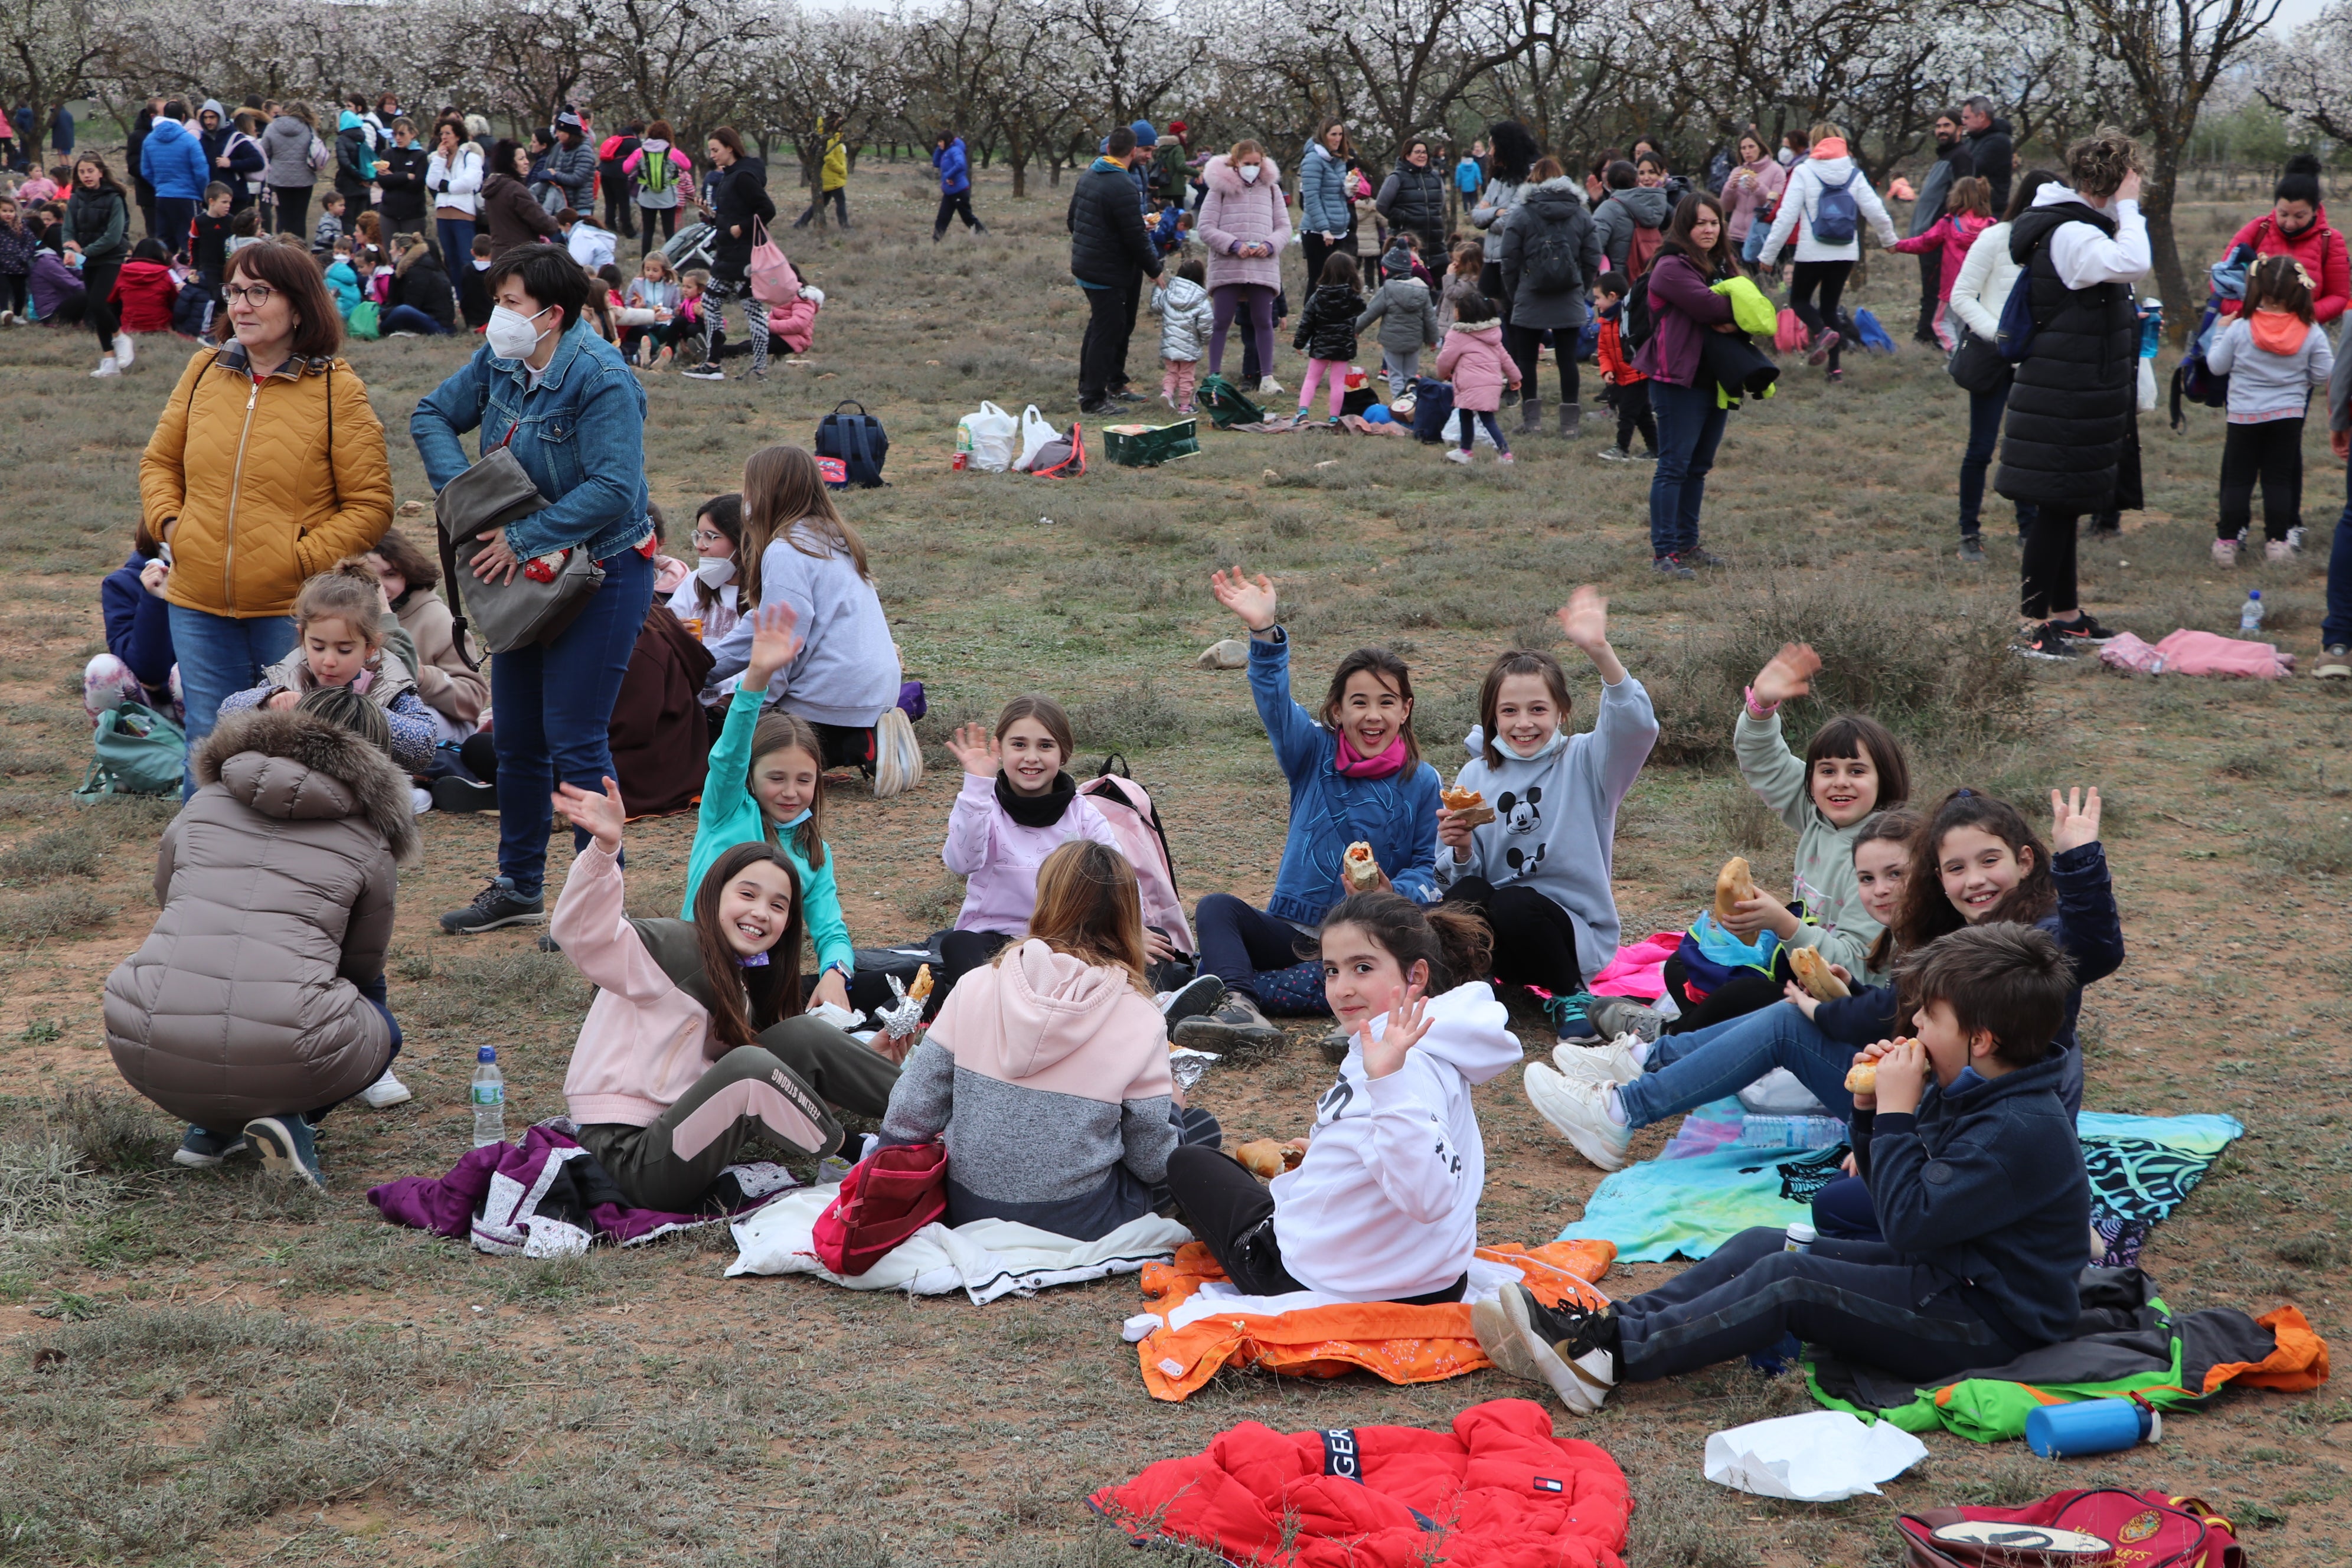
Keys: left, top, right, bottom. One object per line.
{"left": 1227, "top": 139, "right": 1263, "bottom": 164}
{"left": 1809, "top": 121, "right": 1845, "bottom": 144}
{"left": 641, "top": 250, "right": 674, "bottom": 280}
{"left": 738, "top": 445, "right": 871, "bottom": 609}
{"left": 1014, "top": 840, "right": 1149, "bottom": 992}
{"left": 295, "top": 557, "right": 386, "bottom": 645}
{"left": 2064, "top": 126, "right": 2144, "bottom": 201}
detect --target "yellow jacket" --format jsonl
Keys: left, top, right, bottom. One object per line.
{"left": 141, "top": 344, "right": 394, "bottom": 619}
{"left": 821, "top": 134, "right": 848, "bottom": 191}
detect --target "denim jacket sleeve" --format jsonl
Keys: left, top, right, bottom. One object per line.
{"left": 1247, "top": 628, "right": 1330, "bottom": 785}
{"left": 501, "top": 356, "right": 648, "bottom": 561}
{"left": 410, "top": 350, "right": 491, "bottom": 492}
{"left": 1387, "top": 763, "right": 1443, "bottom": 904}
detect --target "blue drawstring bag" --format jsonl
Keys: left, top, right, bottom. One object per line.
{"left": 1852, "top": 308, "right": 1896, "bottom": 354}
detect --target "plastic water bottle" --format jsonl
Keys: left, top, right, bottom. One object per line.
{"left": 2241, "top": 589, "right": 2264, "bottom": 633}
{"left": 1783, "top": 1221, "right": 1817, "bottom": 1254}
{"left": 470, "top": 1046, "right": 505, "bottom": 1147}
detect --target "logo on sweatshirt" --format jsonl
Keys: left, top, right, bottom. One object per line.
{"left": 1319, "top": 1429, "right": 1362, "bottom": 1481}
{"left": 1497, "top": 785, "right": 1543, "bottom": 834}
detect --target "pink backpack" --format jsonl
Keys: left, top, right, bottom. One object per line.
{"left": 1078, "top": 757, "right": 1193, "bottom": 953}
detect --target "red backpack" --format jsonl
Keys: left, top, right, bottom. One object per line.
{"left": 810, "top": 1142, "right": 947, "bottom": 1276}
{"left": 1625, "top": 221, "right": 1665, "bottom": 280}
{"left": 1900, "top": 1489, "right": 2244, "bottom": 1568}
{"left": 1077, "top": 755, "right": 1193, "bottom": 953}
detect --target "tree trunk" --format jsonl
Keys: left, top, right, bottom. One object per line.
{"left": 1011, "top": 155, "right": 1028, "bottom": 198}
{"left": 2144, "top": 135, "right": 2191, "bottom": 347}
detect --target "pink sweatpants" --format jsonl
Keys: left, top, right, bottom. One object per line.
{"left": 1298, "top": 358, "right": 1348, "bottom": 418}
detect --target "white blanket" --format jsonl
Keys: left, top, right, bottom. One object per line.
{"left": 726, "top": 1184, "right": 1192, "bottom": 1304}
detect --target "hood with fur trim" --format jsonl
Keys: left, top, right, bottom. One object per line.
{"left": 194, "top": 707, "right": 421, "bottom": 864}
{"left": 1201, "top": 151, "right": 1282, "bottom": 197}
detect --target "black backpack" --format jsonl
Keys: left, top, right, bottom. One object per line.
{"left": 1621, "top": 272, "right": 1656, "bottom": 354}
{"left": 814, "top": 400, "right": 888, "bottom": 488}
{"left": 1524, "top": 223, "right": 1582, "bottom": 295}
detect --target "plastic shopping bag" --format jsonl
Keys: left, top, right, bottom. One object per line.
{"left": 956, "top": 400, "right": 1017, "bottom": 473}
{"left": 1704, "top": 1411, "right": 1928, "bottom": 1502}
{"left": 1012, "top": 404, "right": 1059, "bottom": 472}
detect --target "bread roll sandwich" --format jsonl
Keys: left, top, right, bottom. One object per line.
{"left": 1342, "top": 841, "right": 1383, "bottom": 893}
{"left": 1714, "top": 856, "right": 1756, "bottom": 922}
{"left": 1788, "top": 946, "right": 1850, "bottom": 1001}
{"left": 1844, "top": 1038, "right": 1917, "bottom": 1095}
{"left": 1440, "top": 785, "right": 1496, "bottom": 829}
{"left": 1233, "top": 1139, "right": 1305, "bottom": 1179}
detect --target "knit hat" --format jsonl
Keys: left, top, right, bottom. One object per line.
{"left": 1131, "top": 120, "right": 1158, "bottom": 148}
{"left": 556, "top": 109, "right": 584, "bottom": 135}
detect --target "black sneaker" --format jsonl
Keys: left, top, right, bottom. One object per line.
{"left": 440, "top": 877, "right": 545, "bottom": 934}
{"left": 1471, "top": 1284, "right": 1621, "bottom": 1411}
{"left": 2017, "top": 621, "right": 2082, "bottom": 660}
{"left": 680, "top": 364, "right": 725, "bottom": 381}
{"left": 1958, "top": 534, "right": 1988, "bottom": 564}
{"left": 1159, "top": 972, "right": 1225, "bottom": 1025}
{"left": 2057, "top": 611, "right": 2121, "bottom": 645}
{"left": 1079, "top": 397, "right": 1119, "bottom": 416}
{"left": 432, "top": 775, "right": 497, "bottom": 814}
{"left": 1683, "top": 547, "right": 1727, "bottom": 569}
{"left": 1650, "top": 554, "right": 1696, "bottom": 580}
{"left": 1172, "top": 994, "right": 1282, "bottom": 1053}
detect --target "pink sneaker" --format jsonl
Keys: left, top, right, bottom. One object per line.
{"left": 1497, "top": 453, "right": 1516, "bottom": 465}
{"left": 2212, "top": 538, "right": 2238, "bottom": 567}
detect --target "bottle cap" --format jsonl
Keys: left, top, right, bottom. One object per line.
{"left": 1786, "top": 1221, "right": 1817, "bottom": 1243}
{"left": 478, "top": 1046, "right": 496, "bottom": 1062}
{"left": 2250, "top": 589, "right": 2262, "bottom": 599}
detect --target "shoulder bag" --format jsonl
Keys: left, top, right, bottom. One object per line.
{"left": 433, "top": 423, "right": 605, "bottom": 668}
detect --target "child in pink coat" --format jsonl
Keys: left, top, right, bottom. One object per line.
{"left": 1889, "top": 176, "right": 1994, "bottom": 351}
{"left": 1434, "top": 293, "right": 1520, "bottom": 465}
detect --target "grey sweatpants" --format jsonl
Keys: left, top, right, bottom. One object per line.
{"left": 1383, "top": 348, "right": 1421, "bottom": 398}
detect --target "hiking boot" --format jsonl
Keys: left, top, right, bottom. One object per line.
{"left": 2319, "top": 645, "right": 2352, "bottom": 680}
{"left": 1550, "top": 1033, "right": 1645, "bottom": 1086}
{"left": 1172, "top": 994, "right": 1282, "bottom": 1053}
{"left": 1557, "top": 402, "right": 1582, "bottom": 437}
{"left": 2213, "top": 537, "right": 2239, "bottom": 567}
{"left": 1958, "top": 534, "right": 1988, "bottom": 564}
{"left": 1159, "top": 972, "right": 1226, "bottom": 1026}
{"left": 432, "top": 775, "right": 496, "bottom": 814}
{"left": 1318, "top": 1023, "right": 1355, "bottom": 1064}
{"left": 1598, "top": 446, "right": 1635, "bottom": 462}
{"left": 1683, "top": 547, "right": 1726, "bottom": 569}
{"left": 1650, "top": 554, "right": 1695, "bottom": 580}
{"left": 1523, "top": 1062, "right": 1631, "bottom": 1170}
{"left": 2266, "top": 539, "right": 2295, "bottom": 564}
{"left": 1806, "top": 329, "right": 1841, "bottom": 367}
{"left": 1519, "top": 396, "right": 1543, "bottom": 435}
{"left": 244, "top": 1115, "right": 324, "bottom": 1189}
{"left": 174, "top": 1125, "right": 249, "bottom": 1168}
{"left": 1472, "top": 1283, "right": 1620, "bottom": 1412}
{"left": 439, "top": 877, "right": 545, "bottom": 935}
{"left": 2017, "top": 621, "right": 2082, "bottom": 659}
{"left": 1585, "top": 999, "right": 1663, "bottom": 1044}
{"left": 360, "top": 1070, "right": 413, "bottom": 1109}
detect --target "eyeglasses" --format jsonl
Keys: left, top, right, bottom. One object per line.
{"left": 224, "top": 284, "right": 276, "bottom": 308}
{"left": 691, "top": 530, "right": 727, "bottom": 545}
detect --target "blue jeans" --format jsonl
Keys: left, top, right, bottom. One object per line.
{"left": 380, "top": 303, "right": 453, "bottom": 335}
{"left": 1618, "top": 1001, "right": 1854, "bottom": 1130}
{"left": 1648, "top": 378, "right": 1728, "bottom": 559}
{"left": 167, "top": 605, "right": 298, "bottom": 798}
{"left": 2326, "top": 455, "right": 2352, "bottom": 649}
{"left": 1961, "top": 382, "right": 2039, "bottom": 538}
{"left": 435, "top": 217, "right": 476, "bottom": 277}
{"left": 488, "top": 544, "right": 655, "bottom": 898}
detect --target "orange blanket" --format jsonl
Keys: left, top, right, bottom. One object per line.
{"left": 1135, "top": 1239, "right": 1616, "bottom": 1402}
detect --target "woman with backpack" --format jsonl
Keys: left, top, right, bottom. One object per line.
{"left": 1758, "top": 120, "right": 1896, "bottom": 384}
{"left": 1497, "top": 155, "right": 1602, "bottom": 438}
{"left": 2218, "top": 153, "right": 2349, "bottom": 326}
{"left": 624, "top": 119, "right": 697, "bottom": 260}
{"left": 259, "top": 102, "right": 324, "bottom": 236}
{"left": 1376, "top": 137, "right": 1448, "bottom": 266}
{"left": 1636, "top": 193, "right": 1743, "bottom": 579}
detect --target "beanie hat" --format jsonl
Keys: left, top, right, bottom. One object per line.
{"left": 1130, "top": 120, "right": 1158, "bottom": 148}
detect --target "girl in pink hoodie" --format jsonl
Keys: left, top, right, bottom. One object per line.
{"left": 546, "top": 777, "right": 902, "bottom": 1212}
{"left": 936, "top": 694, "right": 1123, "bottom": 1010}
{"left": 1434, "top": 292, "right": 1519, "bottom": 464}
{"left": 881, "top": 839, "right": 1214, "bottom": 1239}
{"left": 1888, "top": 176, "right": 1994, "bottom": 350}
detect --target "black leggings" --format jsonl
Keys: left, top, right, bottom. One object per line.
{"left": 1161, "top": 1145, "right": 1468, "bottom": 1303}
{"left": 1660, "top": 950, "right": 1794, "bottom": 1035}
{"left": 2021, "top": 511, "right": 2082, "bottom": 620}
{"left": 1787, "top": 260, "right": 1854, "bottom": 369}
{"left": 270, "top": 185, "right": 311, "bottom": 236}
{"left": 2218, "top": 417, "right": 2305, "bottom": 542}
{"left": 933, "top": 928, "right": 1014, "bottom": 1018}
{"left": 1442, "top": 877, "right": 1582, "bottom": 997}
{"left": 1613, "top": 378, "right": 1657, "bottom": 453}
{"left": 0, "top": 274, "right": 24, "bottom": 316}
{"left": 1504, "top": 323, "right": 1579, "bottom": 404}
{"left": 639, "top": 205, "right": 678, "bottom": 259}
{"left": 80, "top": 259, "right": 120, "bottom": 351}
{"left": 933, "top": 190, "right": 981, "bottom": 237}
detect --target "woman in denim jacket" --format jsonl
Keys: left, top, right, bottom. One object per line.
{"left": 411, "top": 246, "right": 655, "bottom": 935}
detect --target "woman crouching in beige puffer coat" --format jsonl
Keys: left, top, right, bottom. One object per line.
{"left": 103, "top": 689, "right": 419, "bottom": 1187}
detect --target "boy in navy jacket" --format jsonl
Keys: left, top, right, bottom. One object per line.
{"left": 1478, "top": 922, "right": 2090, "bottom": 1410}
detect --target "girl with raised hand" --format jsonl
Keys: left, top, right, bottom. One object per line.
{"left": 1433, "top": 587, "right": 1657, "bottom": 1027}
{"left": 548, "top": 775, "right": 900, "bottom": 1213}
{"left": 881, "top": 839, "right": 1219, "bottom": 1240}
{"left": 936, "top": 695, "right": 1125, "bottom": 1009}
{"left": 1162, "top": 892, "right": 1517, "bottom": 1303}
{"left": 1178, "top": 568, "right": 1443, "bottom": 1054}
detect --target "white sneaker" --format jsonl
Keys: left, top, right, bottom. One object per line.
{"left": 91, "top": 355, "right": 120, "bottom": 377}
{"left": 1443, "top": 447, "right": 1472, "bottom": 465}
{"left": 1550, "top": 1033, "right": 1644, "bottom": 1086}
{"left": 1256, "top": 375, "right": 1283, "bottom": 396}
{"left": 360, "top": 1070, "right": 413, "bottom": 1109}
{"left": 410, "top": 786, "right": 435, "bottom": 815}
{"left": 1524, "top": 1061, "right": 1631, "bottom": 1170}
{"left": 113, "top": 332, "right": 133, "bottom": 368}
{"left": 1471, "top": 1285, "right": 1617, "bottom": 1415}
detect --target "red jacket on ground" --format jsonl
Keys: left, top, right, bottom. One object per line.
{"left": 109, "top": 259, "right": 181, "bottom": 334}
{"left": 1090, "top": 1398, "right": 1631, "bottom": 1568}
{"left": 2222, "top": 207, "right": 2350, "bottom": 324}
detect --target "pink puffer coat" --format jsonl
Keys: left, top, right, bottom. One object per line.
{"left": 1435, "top": 321, "right": 1517, "bottom": 411}
{"left": 1198, "top": 153, "right": 1291, "bottom": 292}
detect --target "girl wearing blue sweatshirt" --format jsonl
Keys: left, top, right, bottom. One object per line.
{"left": 1176, "top": 569, "right": 1442, "bottom": 1054}
{"left": 1432, "top": 587, "right": 1657, "bottom": 1021}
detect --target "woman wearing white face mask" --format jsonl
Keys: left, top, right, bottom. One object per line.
{"left": 665, "top": 492, "right": 746, "bottom": 714}
{"left": 1198, "top": 138, "right": 1291, "bottom": 396}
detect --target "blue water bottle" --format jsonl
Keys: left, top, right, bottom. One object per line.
{"left": 2025, "top": 1397, "right": 2161, "bottom": 1458}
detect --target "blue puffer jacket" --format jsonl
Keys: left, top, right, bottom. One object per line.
{"left": 1299, "top": 140, "right": 1351, "bottom": 237}
{"left": 140, "top": 117, "right": 210, "bottom": 202}
{"left": 410, "top": 317, "right": 652, "bottom": 564}
{"left": 101, "top": 554, "right": 176, "bottom": 688}
{"left": 935, "top": 139, "right": 970, "bottom": 195}
{"left": 1249, "top": 629, "right": 1441, "bottom": 925}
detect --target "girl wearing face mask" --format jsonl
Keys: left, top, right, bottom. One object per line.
{"left": 1197, "top": 138, "right": 1291, "bottom": 396}
{"left": 1432, "top": 588, "right": 1657, "bottom": 1018}
{"left": 2220, "top": 153, "right": 2349, "bottom": 326}
{"left": 664, "top": 492, "right": 744, "bottom": 652}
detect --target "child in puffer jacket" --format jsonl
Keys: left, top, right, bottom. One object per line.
{"left": 1358, "top": 248, "right": 1440, "bottom": 397}
{"left": 1292, "top": 251, "right": 1365, "bottom": 423}
{"left": 1151, "top": 255, "right": 1213, "bottom": 414}
{"left": 2206, "top": 253, "right": 2335, "bottom": 566}
{"left": 1435, "top": 292, "right": 1518, "bottom": 462}
{"left": 108, "top": 238, "right": 180, "bottom": 335}
{"left": 1887, "top": 175, "right": 1994, "bottom": 350}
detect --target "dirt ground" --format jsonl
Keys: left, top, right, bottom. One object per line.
{"left": 1, "top": 161, "right": 2350, "bottom": 1567}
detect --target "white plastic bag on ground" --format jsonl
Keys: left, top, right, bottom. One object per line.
{"left": 1703, "top": 1410, "right": 1928, "bottom": 1501}
{"left": 1013, "top": 404, "right": 1059, "bottom": 472}
{"left": 958, "top": 400, "right": 1017, "bottom": 472}
{"left": 1737, "top": 1067, "right": 1831, "bottom": 1116}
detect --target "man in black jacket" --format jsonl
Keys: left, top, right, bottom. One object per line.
{"left": 1961, "top": 97, "right": 2014, "bottom": 220}
{"left": 1068, "top": 124, "right": 1162, "bottom": 416}
{"left": 1909, "top": 111, "right": 1974, "bottom": 344}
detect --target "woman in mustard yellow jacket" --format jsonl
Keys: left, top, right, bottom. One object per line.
{"left": 139, "top": 241, "right": 394, "bottom": 795}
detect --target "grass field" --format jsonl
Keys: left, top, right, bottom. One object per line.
{"left": 2, "top": 157, "right": 2351, "bottom": 1567}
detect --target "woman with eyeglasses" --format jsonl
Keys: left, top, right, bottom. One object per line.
{"left": 138, "top": 240, "right": 395, "bottom": 795}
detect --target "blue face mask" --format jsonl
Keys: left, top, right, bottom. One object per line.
{"left": 774, "top": 806, "right": 812, "bottom": 831}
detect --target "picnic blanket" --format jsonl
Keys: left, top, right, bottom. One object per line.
{"left": 1557, "top": 1109, "right": 2242, "bottom": 1263}
{"left": 1089, "top": 1397, "right": 1632, "bottom": 1568}
{"left": 368, "top": 1121, "right": 798, "bottom": 1256}
{"left": 2101, "top": 628, "right": 2295, "bottom": 678}
{"left": 726, "top": 1182, "right": 1191, "bottom": 1303}
{"left": 1586, "top": 931, "right": 1678, "bottom": 999}
{"left": 1131, "top": 1239, "right": 1615, "bottom": 1401}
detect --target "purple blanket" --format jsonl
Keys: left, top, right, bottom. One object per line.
{"left": 368, "top": 1122, "right": 796, "bottom": 1256}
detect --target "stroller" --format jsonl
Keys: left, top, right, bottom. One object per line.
{"left": 662, "top": 221, "right": 718, "bottom": 275}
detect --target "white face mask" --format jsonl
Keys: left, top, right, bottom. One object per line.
{"left": 694, "top": 557, "right": 736, "bottom": 587}
{"left": 1239, "top": 163, "right": 1261, "bottom": 184}
{"left": 485, "top": 302, "right": 551, "bottom": 360}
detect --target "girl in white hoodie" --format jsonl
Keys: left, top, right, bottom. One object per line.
{"left": 1162, "top": 891, "right": 1518, "bottom": 1304}
{"left": 1756, "top": 120, "right": 1897, "bottom": 383}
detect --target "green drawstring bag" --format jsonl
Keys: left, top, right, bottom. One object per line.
{"left": 347, "top": 300, "right": 381, "bottom": 341}
{"left": 76, "top": 701, "right": 185, "bottom": 800}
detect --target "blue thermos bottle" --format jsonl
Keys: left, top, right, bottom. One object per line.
{"left": 2025, "top": 1397, "right": 2161, "bottom": 1458}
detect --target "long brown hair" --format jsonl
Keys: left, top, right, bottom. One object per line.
{"left": 1321, "top": 647, "right": 1420, "bottom": 765}
{"left": 690, "top": 842, "right": 805, "bottom": 1045}
{"left": 1319, "top": 891, "right": 1492, "bottom": 993}
{"left": 2245, "top": 253, "right": 2317, "bottom": 325}
{"left": 370, "top": 527, "right": 439, "bottom": 601}
{"left": 738, "top": 445, "right": 871, "bottom": 610}
{"left": 749, "top": 711, "right": 829, "bottom": 871}
{"left": 1014, "top": 840, "right": 1150, "bottom": 992}
{"left": 995, "top": 692, "right": 1076, "bottom": 760}
{"left": 1893, "top": 789, "right": 2056, "bottom": 955}
{"left": 1666, "top": 191, "right": 1734, "bottom": 275}
{"left": 1852, "top": 807, "right": 1923, "bottom": 973}
{"left": 1474, "top": 649, "right": 1571, "bottom": 767}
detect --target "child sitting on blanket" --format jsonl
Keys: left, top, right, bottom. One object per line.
{"left": 1479, "top": 921, "right": 2092, "bottom": 1407}
{"left": 545, "top": 776, "right": 903, "bottom": 1214}
{"left": 1162, "top": 892, "right": 1517, "bottom": 1305}
{"left": 1432, "top": 586, "right": 1657, "bottom": 1027}
{"left": 880, "top": 839, "right": 1219, "bottom": 1241}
